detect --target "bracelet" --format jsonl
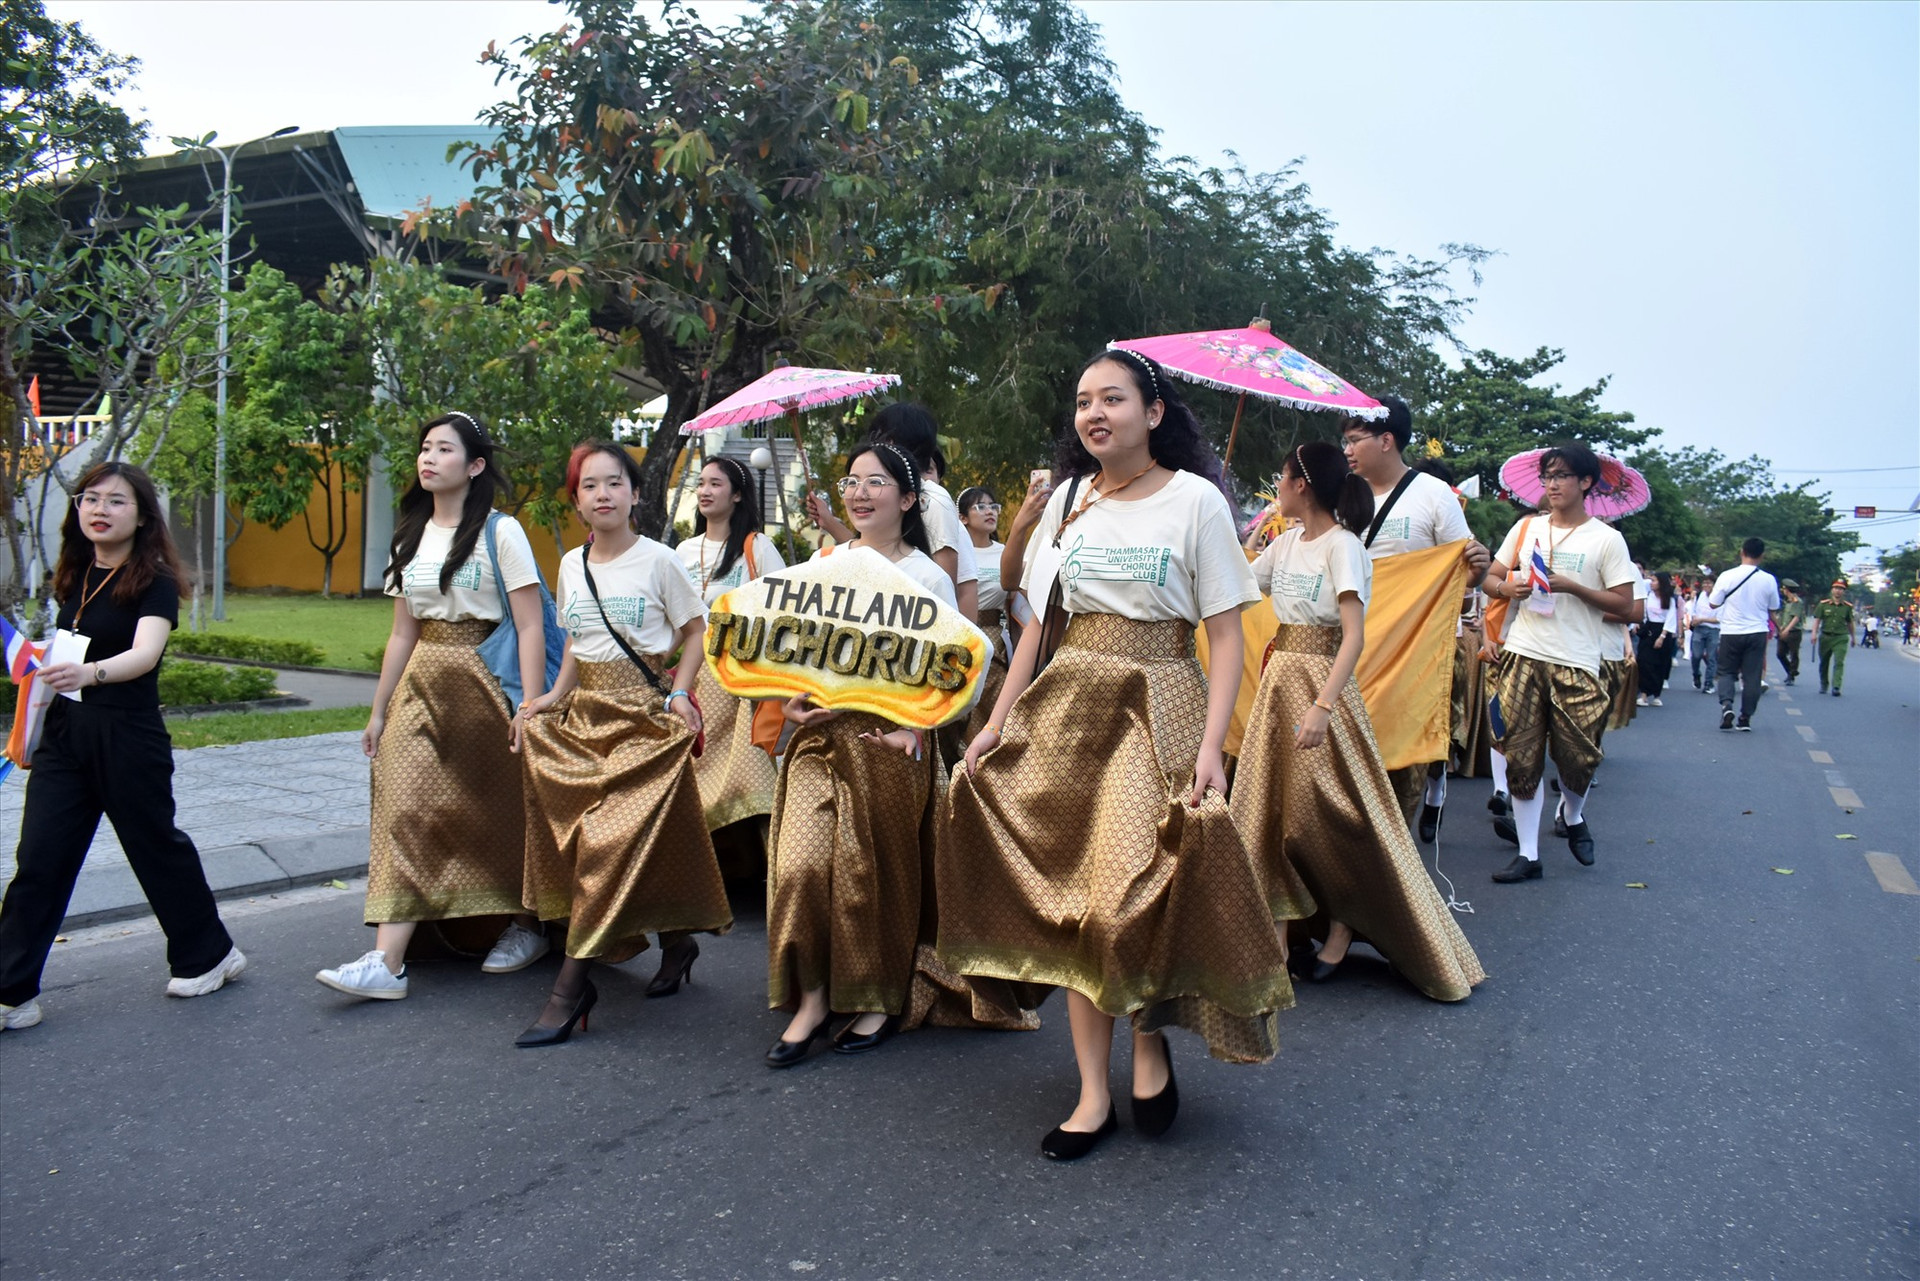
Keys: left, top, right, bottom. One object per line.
{"left": 982, "top": 723, "right": 1002, "bottom": 737}
{"left": 666, "top": 689, "right": 691, "bottom": 705}
{"left": 1313, "top": 698, "right": 1335, "bottom": 712}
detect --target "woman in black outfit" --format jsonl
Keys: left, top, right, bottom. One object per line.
{"left": 0, "top": 462, "right": 245, "bottom": 1032}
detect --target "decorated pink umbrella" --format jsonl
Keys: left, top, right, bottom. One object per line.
{"left": 681, "top": 363, "right": 900, "bottom": 502}
{"left": 1499, "top": 447, "right": 1650, "bottom": 520}
{"left": 1111, "top": 317, "right": 1386, "bottom": 468}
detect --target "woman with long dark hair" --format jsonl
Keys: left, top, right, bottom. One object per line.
{"left": 316, "top": 412, "right": 551, "bottom": 1001}
{"left": 1231, "top": 442, "right": 1484, "bottom": 1001}
{"left": 0, "top": 462, "right": 245, "bottom": 1031}
{"left": 939, "top": 349, "right": 1291, "bottom": 1159}
{"left": 510, "top": 442, "right": 732, "bottom": 1045}
{"left": 1635, "top": 570, "right": 1680, "bottom": 705}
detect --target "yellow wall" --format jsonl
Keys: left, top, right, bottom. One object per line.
{"left": 225, "top": 464, "right": 368, "bottom": 593}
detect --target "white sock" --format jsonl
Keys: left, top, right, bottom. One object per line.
{"left": 1561, "top": 787, "right": 1588, "bottom": 825}
{"left": 1513, "top": 790, "right": 1545, "bottom": 861}
{"left": 1425, "top": 772, "right": 1448, "bottom": 807}
{"left": 1489, "top": 750, "right": 1509, "bottom": 795}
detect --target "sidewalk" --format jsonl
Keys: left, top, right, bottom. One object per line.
{"left": 0, "top": 731, "right": 371, "bottom": 929}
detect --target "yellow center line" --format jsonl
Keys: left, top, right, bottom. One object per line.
{"left": 1865, "top": 853, "right": 1919, "bottom": 896}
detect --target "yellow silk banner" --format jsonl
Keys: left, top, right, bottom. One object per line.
{"left": 1199, "top": 540, "right": 1469, "bottom": 768}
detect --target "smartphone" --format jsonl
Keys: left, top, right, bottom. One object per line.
{"left": 1029, "top": 469, "right": 1053, "bottom": 490}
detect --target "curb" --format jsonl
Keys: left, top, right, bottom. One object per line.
{"left": 169, "top": 653, "right": 381, "bottom": 679}
{"left": 164, "top": 696, "right": 313, "bottom": 717}
{"left": 62, "top": 827, "right": 370, "bottom": 931}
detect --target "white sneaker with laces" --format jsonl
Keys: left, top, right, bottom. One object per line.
{"left": 167, "top": 945, "right": 248, "bottom": 998}
{"left": 316, "top": 950, "right": 408, "bottom": 1000}
{"left": 1, "top": 999, "right": 43, "bottom": 1030}
{"left": 482, "top": 922, "right": 550, "bottom": 974}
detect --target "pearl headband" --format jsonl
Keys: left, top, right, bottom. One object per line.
{"left": 875, "top": 441, "right": 919, "bottom": 492}
{"left": 443, "top": 410, "right": 488, "bottom": 444}
{"left": 1109, "top": 348, "right": 1162, "bottom": 405}
{"left": 1292, "top": 445, "right": 1314, "bottom": 488}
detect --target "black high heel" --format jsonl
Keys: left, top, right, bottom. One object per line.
{"left": 514, "top": 979, "right": 597, "bottom": 1048}
{"left": 1040, "top": 1102, "right": 1118, "bottom": 1161}
{"left": 1132, "top": 1036, "right": 1180, "bottom": 1137}
{"left": 765, "top": 1013, "right": 833, "bottom": 1068}
{"left": 646, "top": 938, "right": 699, "bottom": 998}
{"left": 832, "top": 1013, "right": 900, "bottom": 1055}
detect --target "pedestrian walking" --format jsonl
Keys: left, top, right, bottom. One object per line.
{"left": 940, "top": 349, "right": 1290, "bottom": 1160}
{"left": 0, "top": 462, "right": 246, "bottom": 1031}
{"left": 317, "top": 412, "right": 551, "bottom": 1001}
{"left": 1481, "top": 444, "right": 1638, "bottom": 882}
{"left": 1810, "top": 580, "right": 1857, "bottom": 696}
{"left": 511, "top": 442, "right": 732, "bottom": 1046}
{"left": 1687, "top": 579, "right": 1720, "bottom": 691}
{"left": 1230, "top": 441, "right": 1484, "bottom": 1001}
{"left": 1709, "top": 539, "right": 1781, "bottom": 731}
{"left": 956, "top": 484, "right": 1010, "bottom": 739}
{"left": 1635, "top": 571, "right": 1681, "bottom": 705}
{"left": 1774, "top": 579, "right": 1806, "bottom": 684}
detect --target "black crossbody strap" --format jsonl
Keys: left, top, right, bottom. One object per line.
{"left": 1710, "top": 566, "right": 1761, "bottom": 609}
{"left": 1363, "top": 469, "right": 1421, "bottom": 549}
{"left": 580, "top": 556, "right": 670, "bottom": 696}
{"left": 1051, "top": 475, "right": 1083, "bottom": 548}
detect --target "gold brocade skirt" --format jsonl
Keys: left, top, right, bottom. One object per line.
{"left": 965, "top": 609, "right": 1010, "bottom": 740}
{"left": 1455, "top": 628, "right": 1495, "bottom": 778}
{"left": 767, "top": 711, "right": 933, "bottom": 1016}
{"left": 690, "top": 661, "right": 778, "bottom": 832}
{"left": 1231, "top": 624, "right": 1486, "bottom": 1003}
{"left": 938, "top": 613, "right": 1293, "bottom": 1064}
{"left": 366, "top": 620, "right": 527, "bottom": 925}
{"left": 1604, "top": 655, "right": 1638, "bottom": 733}
{"left": 520, "top": 659, "right": 732, "bottom": 961}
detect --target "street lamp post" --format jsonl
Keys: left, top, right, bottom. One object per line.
{"left": 749, "top": 446, "right": 773, "bottom": 544}
{"left": 174, "top": 126, "right": 298, "bottom": 621}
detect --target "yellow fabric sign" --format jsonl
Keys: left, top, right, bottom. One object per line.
{"left": 1200, "top": 540, "right": 1469, "bottom": 769}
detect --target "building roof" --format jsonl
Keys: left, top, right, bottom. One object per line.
{"left": 330, "top": 126, "right": 490, "bottom": 223}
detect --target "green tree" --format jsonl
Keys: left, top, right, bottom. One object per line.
{"left": 1879, "top": 541, "right": 1918, "bottom": 595}
{"left": 1662, "top": 446, "right": 1859, "bottom": 586}
{"left": 1614, "top": 450, "right": 1705, "bottom": 569}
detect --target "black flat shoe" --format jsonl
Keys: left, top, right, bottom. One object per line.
{"left": 1552, "top": 810, "right": 1569, "bottom": 838}
{"left": 1418, "top": 803, "right": 1442, "bottom": 844}
{"left": 1565, "top": 820, "right": 1596, "bottom": 865}
{"left": 1287, "top": 940, "right": 1343, "bottom": 983}
{"left": 1041, "top": 1103, "right": 1118, "bottom": 1161}
{"left": 646, "top": 938, "right": 698, "bottom": 998}
{"left": 832, "top": 1014, "right": 900, "bottom": 1055}
{"left": 1492, "top": 813, "right": 1518, "bottom": 846}
{"left": 1132, "top": 1039, "right": 1179, "bottom": 1138}
{"left": 514, "top": 980, "right": 598, "bottom": 1048}
{"left": 1492, "top": 854, "right": 1542, "bottom": 883}
{"left": 1487, "top": 790, "right": 1510, "bottom": 817}
{"left": 765, "top": 1016, "right": 833, "bottom": 1068}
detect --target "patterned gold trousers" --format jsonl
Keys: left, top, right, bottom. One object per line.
{"left": 1491, "top": 652, "right": 1609, "bottom": 800}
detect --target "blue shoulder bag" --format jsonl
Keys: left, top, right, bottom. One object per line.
{"left": 476, "top": 512, "right": 564, "bottom": 713}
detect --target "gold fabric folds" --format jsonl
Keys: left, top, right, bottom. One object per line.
{"left": 1231, "top": 624, "right": 1486, "bottom": 1002}
{"left": 965, "top": 609, "right": 1009, "bottom": 740}
{"left": 1603, "top": 654, "right": 1638, "bottom": 734}
{"left": 1492, "top": 652, "right": 1610, "bottom": 799}
{"left": 1455, "top": 628, "right": 1495, "bottom": 777}
{"left": 767, "top": 711, "right": 931, "bottom": 1016}
{"left": 939, "top": 613, "right": 1293, "bottom": 1064}
{"left": 367, "top": 620, "right": 528, "bottom": 924}
{"left": 689, "top": 662, "right": 779, "bottom": 831}
{"left": 1356, "top": 542, "right": 1473, "bottom": 771}
{"left": 521, "top": 659, "right": 732, "bottom": 961}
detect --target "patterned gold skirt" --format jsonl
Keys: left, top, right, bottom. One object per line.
{"left": 690, "top": 661, "right": 778, "bottom": 832}
{"left": 767, "top": 711, "right": 932, "bottom": 1016}
{"left": 1455, "top": 628, "right": 1495, "bottom": 778}
{"left": 520, "top": 659, "right": 733, "bottom": 961}
{"left": 965, "top": 609, "right": 1010, "bottom": 740}
{"left": 366, "top": 619, "right": 527, "bottom": 924}
{"left": 1604, "top": 655, "right": 1638, "bottom": 734}
{"left": 1231, "top": 624, "right": 1486, "bottom": 1003}
{"left": 938, "top": 613, "right": 1293, "bottom": 1064}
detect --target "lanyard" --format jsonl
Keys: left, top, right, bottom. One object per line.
{"left": 72, "top": 563, "right": 121, "bottom": 633}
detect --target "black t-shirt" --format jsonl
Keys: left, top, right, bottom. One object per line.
{"left": 56, "top": 567, "right": 179, "bottom": 711}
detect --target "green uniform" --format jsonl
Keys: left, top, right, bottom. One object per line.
{"left": 1811, "top": 598, "right": 1855, "bottom": 692}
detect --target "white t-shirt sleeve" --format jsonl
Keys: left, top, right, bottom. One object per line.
{"left": 1328, "top": 529, "right": 1372, "bottom": 604}
{"left": 750, "top": 532, "right": 787, "bottom": 577}
{"left": 657, "top": 553, "right": 708, "bottom": 632}
{"left": 1189, "top": 483, "right": 1262, "bottom": 619}
{"left": 491, "top": 516, "right": 542, "bottom": 593}
{"left": 1494, "top": 519, "right": 1528, "bottom": 572}
{"left": 1249, "top": 538, "right": 1279, "bottom": 596}
{"left": 1596, "top": 530, "right": 1638, "bottom": 591}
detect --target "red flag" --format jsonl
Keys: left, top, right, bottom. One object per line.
{"left": 26, "top": 376, "right": 40, "bottom": 417}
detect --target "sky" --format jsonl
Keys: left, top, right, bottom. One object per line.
{"left": 48, "top": 0, "right": 1920, "bottom": 562}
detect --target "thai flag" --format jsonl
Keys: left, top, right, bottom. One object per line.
{"left": 1527, "top": 546, "right": 1553, "bottom": 594}
{"left": 0, "top": 616, "right": 48, "bottom": 781}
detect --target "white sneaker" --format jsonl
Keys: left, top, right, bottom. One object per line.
{"left": 1649, "top": 697, "right": 1663, "bottom": 707}
{"left": 481, "top": 922, "right": 550, "bottom": 974}
{"left": 316, "top": 950, "right": 409, "bottom": 1000}
{"left": 166, "top": 945, "right": 248, "bottom": 998}
{"left": 1635, "top": 694, "right": 1649, "bottom": 706}
{"left": 1, "top": 999, "right": 43, "bottom": 1030}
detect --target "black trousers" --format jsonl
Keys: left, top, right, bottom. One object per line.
{"left": 1715, "top": 632, "right": 1768, "bottom": 719}
{"left": 0, "top": 700, "right": 231, "bottom": 1006}
{"left": 1776, "top": 634, "right": 1801, "bottom": 680}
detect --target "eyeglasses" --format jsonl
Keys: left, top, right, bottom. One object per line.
{"left": 1540, "top": 470, "right": 1578, "bottom": 483}
{"left": 968, "top": 502, "right": 1003, "bottom": 514}
{"left": 836, "top": 476, "right": 897, "bottom": 495}
{"left": 1341, "top": 431, "right": 1383, "bottom": 447}
{"left": 78, "top": 493, "right": 132, "bottom": 511}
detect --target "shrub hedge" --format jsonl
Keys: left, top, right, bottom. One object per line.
{"left": 169, "top": 632, "right": 326, "bottom": 667}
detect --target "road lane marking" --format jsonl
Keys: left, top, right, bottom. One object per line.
{"left": 1808, "top": 750, "right": 1833, "bottom": 763}
{"left": 1865, "top": 853, "right": 1919, "bottom": 896}
{"left": 1785, "top": 707, "right": 1803, "bottom": 717}
{"left": 1796, "top": 725, "right": 1818, "bottom": 741}
{"left": 1830, "top": 787, "right": 1864, "bottom": 809}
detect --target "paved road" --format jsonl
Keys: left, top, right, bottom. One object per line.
{"left": 2, "top": 648, "right": 1914, "bottom": 1279}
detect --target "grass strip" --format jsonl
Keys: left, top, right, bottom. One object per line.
{"left": 165, "top": 705, "right": 371, "bottom": 750}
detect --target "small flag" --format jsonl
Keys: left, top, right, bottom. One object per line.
{"left": 1527, "top": 546, "right": 1553, "bottom": 594}
{"left": 0, "top": 616, "right": 49, "bottom": 780}
{"left": 26, "top": 376, "right": 41, "bottom": 418}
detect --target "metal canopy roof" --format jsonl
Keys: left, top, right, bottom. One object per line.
{"left": 330, "top": 125, "right": 490, "bottom": 223}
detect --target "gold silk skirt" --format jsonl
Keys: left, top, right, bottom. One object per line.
{"left": 1231, "top": 624, "right": 1486, "bottom": 1003}
{"left": 366, "top": 620, "right": 528, "bottom": 924}
{"left": 965, "top": 609, "right": 1010, "bottom": 740}
{"left": 938, "top": 613, "right": 1293, "bottom": 1064}
{"left": 1604, "top": 655, "right": 1638, "bottom": 734}
{"left": 520, "top": 659, "right": 732, "bottom": 961}
{"left": 767, "top": 711, "right": 932, "bottom": 1016}
{"left": 1455, "top": 627, "right": 1496, "bottom": 778}
{"left": 690, "top": 661, "right": 778, "bottom": 832}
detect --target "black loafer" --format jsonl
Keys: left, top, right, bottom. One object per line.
{"left": 1565, "top": 820, "right": 1595, "bottom": 865}
{"left": 831, "top": 1014, "right": 899, "bottom": 1055}
{"left": 1487, "top": 791, "right": 1510, "bottom": 817}
{"left": 1041, "top": 1103, "right": 1118, "bottom": 1161}
{"left": 1132, "top": 1040, "right": 1179, "bottom": 1138}
{"left": 1418, "top": 803, "right": 1442, "bottom": 844}
{"left": 1492, "top": 813, "right": 1518, "bottom": 846}
{"left": 1492, "top": 854, "right": 1542, "bottom": 883}
{"left": 765, "top": 1018, "right": 832, "bottom": 1069}
{"left": 1552, "top": 811, "right": 1569, "bottom": 838}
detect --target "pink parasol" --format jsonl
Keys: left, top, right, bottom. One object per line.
{"left": 1111, "top": 318, "right": 1386, "bottom": 467}
{"left": 1499, "top": 448, "right": 1650, "bottom": 520}
{"left": 680, "top": 363, "right": 901, "bottom": 504}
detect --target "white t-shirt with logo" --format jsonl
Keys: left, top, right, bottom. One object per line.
{"left": 921, "top": 480, "right": 979, "bottom": 585}
{"left": 809, "top": 544, "right": 958, "bottom": 609}
{"left": 1707, "top": 565, "right": 1781, "bottom": 637}
{"left": 1364, "top": 470, "right": 1472, "bottom": 559}
{"left": 974, "top": 541, "right": 1007, "bottom": 613}
{"left": 1253, "top": 525, "right": 1372, "bottom": 626}
{"left": 1022, "top": 469, "right": 1261, "bottom": 624}
{"left": 675, "top": 531, "right": 788, "bottom": 606}
{"left": 558, "top": 538, "right": 706, "bottom": 663}
{"left": 1494, "top": 515, "right": 1637, "bottom": 676}
{"left": 388, "top": 515, "right": 540, "bottom": 622}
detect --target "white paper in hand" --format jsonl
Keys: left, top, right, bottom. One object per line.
{"left": 50, "top": 629, "right": 90, "bottom": 702}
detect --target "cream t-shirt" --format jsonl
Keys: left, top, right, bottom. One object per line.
{"left": 1364, "top": 470, "right": 1472, "bottom": 559}
{"left": 974, "top": 541, "right": 1008, "bottom": 613}
{"left": 388, "top": 515, "right": 540, "bottom": 622}
{"left": 921, "top": 480, "right": 978, "bottom": 585}
{"left": 810, "top": 544, "right": 958, "bottom": 609}
{"left": 1494, "top": 515, "right": 1637, "bottom": 676}
{"left": 1253, "top": 525, "right": 1372, "bottom": 626}
{"left": 558, "top": 538, "right": 707, "bottom": 662}
{"left": 675, "top": 531, "right": 788, "bottom": 606}
{"left": 1021, "top": 469, "right": 1261, "bottom": 624}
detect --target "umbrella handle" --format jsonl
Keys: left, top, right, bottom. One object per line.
{"left": 1222, "top": 393, "right": 1248, "bottom": 469}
